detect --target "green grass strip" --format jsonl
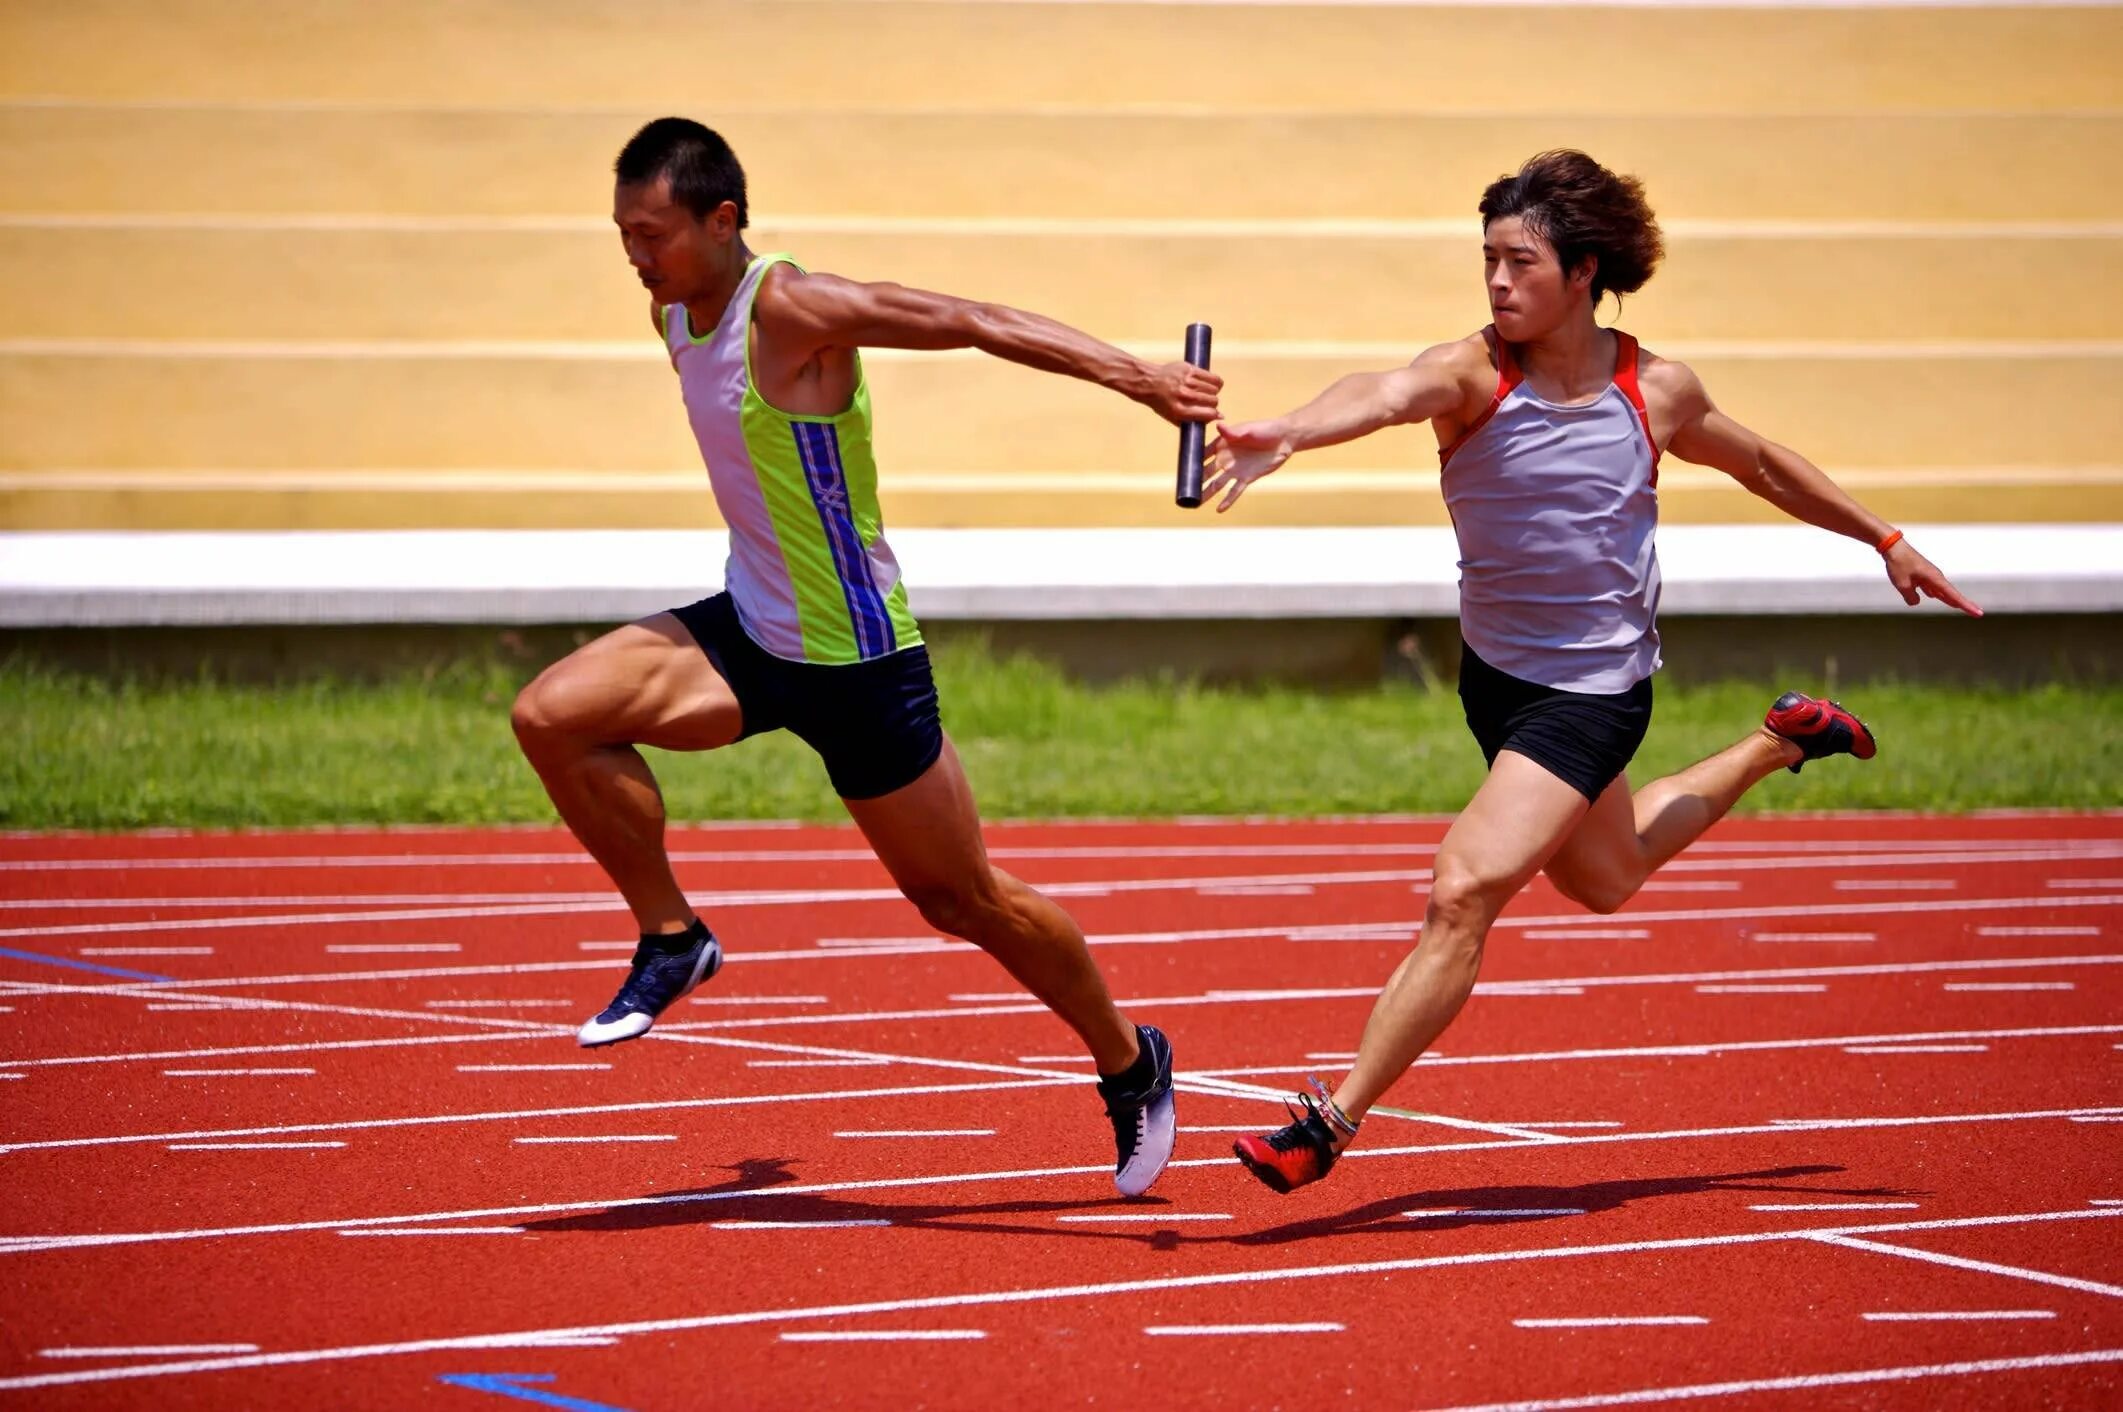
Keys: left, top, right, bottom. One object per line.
{"left": 2, "top": 650, "right": 2116, "bottom": 830}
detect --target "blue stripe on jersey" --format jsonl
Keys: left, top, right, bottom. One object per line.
{"left": 792, "top": 422, "right": 894, "bottom": 659}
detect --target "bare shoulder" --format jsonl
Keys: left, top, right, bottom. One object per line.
{"left": 1415, "top": 332, "right": 1500, "bottom": 391}
{"left": 1636, "top": 346, "right": 1710, "bottom": 416}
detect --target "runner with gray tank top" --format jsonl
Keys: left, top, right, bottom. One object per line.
{"left": 1198, "top": 150, "right": 1982, "bottom": 1193}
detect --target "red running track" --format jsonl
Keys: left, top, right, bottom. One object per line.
{"left": 0, "top": 813, "right": 2119, "bottom": 1410}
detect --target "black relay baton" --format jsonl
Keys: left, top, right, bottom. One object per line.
{"left": 1174, "top": 322, "right": 1213, "bottom": 508}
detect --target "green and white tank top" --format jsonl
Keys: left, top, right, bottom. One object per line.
{"left": 663, "top": 253, "right": 921, "bottom": 664}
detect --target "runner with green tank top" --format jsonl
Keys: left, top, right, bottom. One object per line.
{"left": 510, "top": 117, "right": 1222, "bottom": 1196}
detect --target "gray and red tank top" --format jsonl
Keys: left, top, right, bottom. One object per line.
{"left": 1438, "top": 328, "right": 1663, "bottom": 694}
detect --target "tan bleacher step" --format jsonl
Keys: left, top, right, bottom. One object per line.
{"left": 5, "top": 348, "right": 2117, "bottom": 473}
{"left": 10, "top": 106, "right": 2122, "bottom": 223}
{"left": 7, "top": 1, "right": 2117, "bottom": 112}
{"left": 4, "top": 469, "right": 2117, "bottom": 533}
{"left": 8, "top": 225, "right": 2119, "bottom": 344}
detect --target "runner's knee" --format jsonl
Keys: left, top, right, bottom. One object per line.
{"left": 511, "top": 670, "right": 599, "bottom": 755}
{"left": 902, "top": 872, "right": 1008, "bottom": 939}
{"left": 1425, "top": 864, "right": 1513, "bottom": 942}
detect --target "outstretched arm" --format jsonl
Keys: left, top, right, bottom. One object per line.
{"left": 754, "top": 268, "right": 1221, "bottom": 426}
{"left": 1201, "top": 340, "right": 1481, "bottom": 513}
{"left": 1662, "top": 363, "right": 1982, "bottom": 616}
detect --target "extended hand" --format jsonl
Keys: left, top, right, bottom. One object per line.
{"left": 1887, "top": 541, "right": 1983, "bottom": 617}
{"left": 1142, "top": 360, "right": 1223, "bottom": 426}
{"left": 1200, "top": 420, "right": 1294, "bottom": 512}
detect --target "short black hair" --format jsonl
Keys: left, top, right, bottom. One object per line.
{"left": 615, "top": 117, "right": 748, "bottom": 227}
{"left": 1478, "top": 150, "right": 1662, "bottom": 306}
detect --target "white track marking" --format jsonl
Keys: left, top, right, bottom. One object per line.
{"left": 746, "top": 1058, "right": 890, "bottom": 1068}
{"left": 167, "top": 1142, "right": 345, "bottom": 1151}
{"left": 834, "top": 1130, "right": 994, "bottom": 1138}
{"left": 688, "top": 995, "right": 832, "bottom": 1005}
{"left": 780, "top": 1330, "right": 983, "bottom": 1342}
{"left": 1144, "top": 1323, "right": 1341, "bottom": 1335}
{"left": 1179, "top": 1125, "right": 1275, "bottom": 1133}
{"left": 424, "top": 999, "right": 573, "bottom": 1009}
{"left": 2049, "top": 879, "right": 2123, "bottom": 889}
{"left": 1054, "top": 1214, "right": 1232, "bottom": 1223}
{"left": 326, "top": 944, "right": 461, "bottom": 954}
{"left": 1406, "top": 1208, "right": 1587, "bottom": 1219}
{"left": 2072, "top": 1117, "right": 2123, "bottom": 1123}
{"left": 0, "top": 1031, "right": 546, "bottom": 1070}
{"left": 513, "top": 1135, "right": 675, "bottom": 1144}
{"left": 336, "top": 1227, "right": 524, "bottom": 1237}
{"left": 76, "top": 947, "right": 212, "bottom": 956}
{"left": 1976, "top": 926, "right": 2101, "bottom": 937}
{"left": 1751, "top": 932, "right": 1877, "bottom": 942}
{"left": 1695, "top": 984, "right": 1827, "bottom": 994}
{"left": 1944, "top": 982, "right": 2076, "bottom": 991}
{"left": 948, "top": 992, "right": 1029, "bottom": 1002}
{"left": 0, "top": 1076, "right": 1075, "bottom": 1159}
{"left": 1016, "top": 1055, "right": 1094, "bottom": 1063}
{"left": 1513, "top": 1317, "right": 1705, "bottom": 1328}
{"left": 1844, "top": 1045, "right": 1988, "bottom": 1054}
{"left": 1805, "top": 1232, "right": 2123, "bottom": 1298}
{"left": 5, "top": 1210, "right": 2116, "bottom": 1392}
{"left": 1751, "top": 1203, "right": 1921, "bottom": 1212}
{"left": 1493, "top": 1122, "right": 1624, "bottom": 1130}
{"left": 1834, "top": 879, "right": 1957, "bottom": 891}
{"left": 1862, "top": 1310, "right": 2055, "bottom": 1321}
{"left": 714, "top": 1220, "right": 892, "bottom": 1230}
{"left": 162, "top": 1068, "right": 314, "bottom": 1077}
{"left": 40, "top": 1345, "right": 259, "bottom": 1358}
{"left": 1523, "top": 930, "right": 1650, "bottom": 940}
{"left": 457, "top": 1064, "right": 611, "bottom": 1073}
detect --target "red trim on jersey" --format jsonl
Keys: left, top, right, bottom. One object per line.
{"left": 1437, "top": 328, "right": 1525, "bottom": 469}
{"left": 1611, "top": 330, "right": 1662, "bottom": 487}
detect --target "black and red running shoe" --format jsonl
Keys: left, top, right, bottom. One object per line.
{"left": 1764, "top": 691, "right": 1877, "bottom": 773}
{"left": 1234, "top": 1093, "right": 1342, "bottom": 1194}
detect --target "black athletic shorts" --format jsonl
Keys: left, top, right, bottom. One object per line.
{"left": 669, "top": 593, "right": 944, "bottom": 801}
{"left": 1457, "top": 641, "right": 1653, "bottom": 803}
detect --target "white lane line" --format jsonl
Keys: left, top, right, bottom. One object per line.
{"left": 513, "top": 1135, "right": 676, "bottom": 1144}
{"left": 1180, "top": 1125, "right": 1276, "bottom": 1133}
{"left": 2049, "top": 879, "right": 2123, "bottom": 889}
{"left": 714, "top": 1220, "right": 892, "bottom": 1230}
{"left": 1695, "top": 984, "right": 1827, "bottom": 994}
{"left": 1493, "top": 1122, "right": 1623, "bottom": 1130}
{"left": 1407, "top": 1208, "right": 1587, "bottom": 1219}
{"left": 2069, "top": 1116, "right": 2123, "bottom": 1124}
{"left": 688, "top": 995, "right": 831, "bottom": 1005}
{"left": 578, "top": 942, "right": 637, "bottom": 951}
{"left": 145, "top": 1004, "right": 238, "bottom": 1012}
{"left": 1428, "top": 1348, "right": 2123, "bottom": 1412}
{"left": 163, "top": 1068, "right": 314, "bottom": 1076}
{"left": 1844, "top": 1045, "right": 1989, "bottom": 1054}
{"left": 1975, "top": 926, "right": 2100, "bottom": 937}
{"left": 1144, "top": 1323, "right": 1342, "bottom": 1335}
{"left": 1016, "top": 1055, "right": 1095, "bottom": 1064}
{"left": 815, "top": 937, "right": 944, "bottom": 948}
{"left": 168, "top": 1141, "right": 345, "bottom": 1150}
{"left": 10, "top": 1210, "right": 2115, "bottom": 1394}
{"left": 1055, "top": 1214, "right": 1232, "bottom": 1223}
{"left": 40, "top": 1346, "right": 260, "bottom": 1358}
{"left": 457, "top": 1064, "right": 612, "bottom": 1073}
{"left": 0, "top": 1073, "right": 23, "bottom": 1080}
{"left": 326, "top": 944, "right": 461, "bottom": 954}
{"left": 1523, "top": 929, "right": 1649, "bottom": 940}
{"left": 1944, "top": 982, "right": 2076, "bottom": 991}
{"left": 747, "top": 1059, "right": 890, "bottom": 1068}
{"left": 1513, "top": 1317, "right": 1706, "bottom": 1328}
{"left": 1487, "top": 986, "right": 1588, "bottom": 996}
{"left": 1632, "top": 881, "right": 1741, "bottom": 892}
{"left": 78, "top": 947, "right": 213, "bottom": 956}
{"left": 1751, "top": 932, "right": 1876, "bottom": 942}
{"left": 948, "top": 993, "right": 1027, "bottom": 1003}
{"left": 780, "top": 1330, "right": 984, "bottom": 1342}
{"left": 0, "top": 1030, "right": 545, "bottom": 1070}
{"left": 1752, "top": 1202, "right": 1921, "bottom": 1211}
{"left": 1805, "top": 1232, "right": 2123, "bottom": 1298}
{"left": 1835, "top": 880, "right": 1957, "bottom": 891}
{"left": 336, "top": 1227, "right": 523, "bottom": 1237}
{"left": 1198, "top": 884, "right": 1316, "bottom": 897}
{"left": 834, "top": 1130, "right": 994, "bottom": 1139}
{"left": 1306, "top": 1051, "right": 1361, "bottom": 1061}
{"left": 1862, "top": 1310, "right": 2056, "bottom": 1322}
{"left": 425, "top": 999, "right": 572, "bottom": 1009}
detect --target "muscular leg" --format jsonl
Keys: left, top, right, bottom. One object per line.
{"left": 1327, "top": 751, "right": 1591, "bottom": 1134}
{"left": 510, "top": 614, "right": 743, "bottom": 934}
{"left": 1543, "top": 725, "right": 1802, "bottom": 916}
{"left": 843, "top": 737, "right": 1139, "bottom": 1073}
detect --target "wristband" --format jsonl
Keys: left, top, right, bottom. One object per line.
{"left": 1875, "top": 529, "right": 1904, "bottom": 554}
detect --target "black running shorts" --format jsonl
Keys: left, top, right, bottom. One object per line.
{"left": 669, "top": 593, "right": 944, "bottom": 801}
{"left": 1457, "top": 641, "right": 1653, "bottom": 803}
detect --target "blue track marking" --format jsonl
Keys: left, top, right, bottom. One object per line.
{"left": 436, "top": 1372, "right": 635, "bottom": 1412}
{"left": 0, "top": 945, "right": 173, "bottom": 983}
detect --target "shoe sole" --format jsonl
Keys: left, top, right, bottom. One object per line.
{"left": 575, "top": 939, "right": 722, "bottom": 1049}
{"left": 1233, "top": 1142, "right": 1298, "bottom": 1194}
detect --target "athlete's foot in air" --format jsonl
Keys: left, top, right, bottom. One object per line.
{"left": 1097, "top": 1025, "right": 1177, "bottom": 1197}
{"left": 577, "top": 918, "right": 722, "bottom": 1047}
{"left": 1234, "top": 1079, "right": 1358, "bottom": 1194}
{"left": 1763, "top": 691, "right": 1877, "bottom": 773}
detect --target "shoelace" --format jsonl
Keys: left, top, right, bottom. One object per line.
{"left": 1262, "top": 1093, "right": 1335, "bottom": 1154}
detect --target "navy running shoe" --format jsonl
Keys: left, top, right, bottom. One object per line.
{"left": 1765, "top": 691, "right": 1877, "bottom": 774}
{"left": 577, "top": 925, "right": 722, "bottom": 1047}
{"left": 1097, "top": 1025, "right": 1177, "bottom": 1197}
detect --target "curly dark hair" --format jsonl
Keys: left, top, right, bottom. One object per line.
{"left": 1478, "top": 150, "right": 1663, "bottom": 306}
{"left": 616, "top": 117, "right": 749, "bottom": 228}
